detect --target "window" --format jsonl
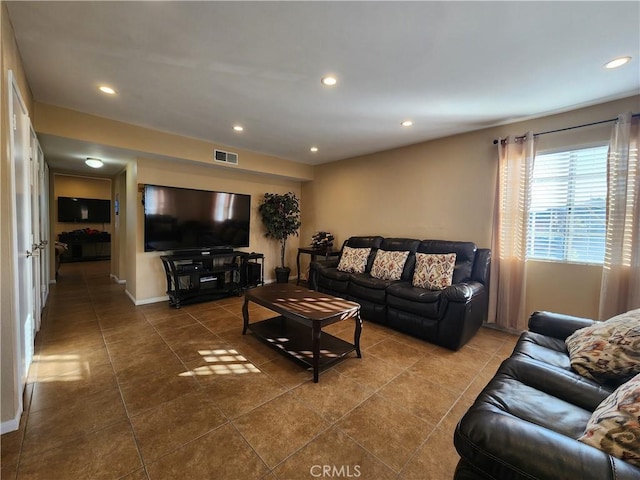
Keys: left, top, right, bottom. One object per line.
{"left": 527, "top": 145, "right": 608, "bottom": 264}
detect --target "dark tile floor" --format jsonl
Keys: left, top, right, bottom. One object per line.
{"left": 1, "top": 261, "right": 518, "bottom": 480}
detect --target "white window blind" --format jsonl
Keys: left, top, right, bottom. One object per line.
{"left": 527, "top": 145, "right": 608, "bottom": 264}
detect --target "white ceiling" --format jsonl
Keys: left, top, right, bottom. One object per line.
{"left": 7, "top": 1, "right": 640, "bottom": 174}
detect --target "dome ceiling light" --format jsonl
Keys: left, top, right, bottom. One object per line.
{"left": 604, "top": 56, "right": 631, "bottom": 69}
{"left": 85, "top": 157, "right": 104, "bottom": 168}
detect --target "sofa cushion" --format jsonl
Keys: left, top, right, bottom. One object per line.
{"left": 412, "top": 252, "right": 456, "bottom": 290}
{"left": 418, "top": 240, "right": 476, "bottom": 284}
{"left": 387, "top": 283, "right": 442, "bottom": 319}
{"left": 348, "top": 274, "right": 393, "bottom": 304}
{"left": 566, "top": 308, "right": 640, "bottom": 384}
{"left": 336, "top": 246, "right": 371, "bottom": 274}
{"left": 370, "top": 249, "right": 409, "bottom": 281}
{"left": 579, "top": 374, "right": 640, "bottom": 467}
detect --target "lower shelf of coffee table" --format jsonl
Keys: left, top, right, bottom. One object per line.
{"left": 247, "top": 316, "right": 356, "bottom": 370}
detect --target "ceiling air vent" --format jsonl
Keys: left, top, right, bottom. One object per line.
{"left": 214, "top": 149, "right": 238, "bottom": 165}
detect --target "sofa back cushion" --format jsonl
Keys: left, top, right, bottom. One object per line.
{"left": 418, "top": 240, "right": 477, "bottom": 284}
{"left": 379, "top": 238, "right": 420, "bottom": 280}
{"left": 413, "top": 253, "right": 457, "bottom": 290}
{"left": 337, "top": 246, "right": 371, "bottom": 274}
{"left": 341, "top": 236, "right": 384, "bottom": 272}
{"left": 370, "top": 250, "right": 410, "bottom": 281}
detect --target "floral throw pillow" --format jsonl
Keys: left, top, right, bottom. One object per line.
{"left": 412, "top": 253, "right": 457, "bottom": 290}
{"left": 578, "top": 373, "right": 640, "bottom": 467}
{"left": 370, "top": 250, "right": 410, "bottom": 281}
{"left": 565, "top": 308, "right": 640, "bottom": 383}
{"left": 336, "top": 246, "right": 371, "bottom": 274}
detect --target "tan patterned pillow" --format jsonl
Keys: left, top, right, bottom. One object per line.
{"left": 370, "top": 250, "right": 410, "bottom": 281}
{"left": 566, "top": 308, "right": 640, "bottom": 383}
{"left": 579, "top": 374, "right": 640, "bottom": 466}
{"left": 336, "top": 246, "right": 371, "bottom": 274}
{"left": 412, "top": 253, "right": 456, "bottom": 290}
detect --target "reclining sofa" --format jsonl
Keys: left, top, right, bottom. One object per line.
{"left": 310, "top": 236, "right": 491, "bottom": 350}
{"left": 454, "top": 311, "right": 640, "bottom": 479}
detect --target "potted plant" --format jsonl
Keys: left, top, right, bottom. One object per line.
{"left": 258, "top": 192, "right": 301, "bottom": 283}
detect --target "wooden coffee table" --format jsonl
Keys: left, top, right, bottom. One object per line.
{"left": 242, "top": 283, "right": 362, "bottom": 382}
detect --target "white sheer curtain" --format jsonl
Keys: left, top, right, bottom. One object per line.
{"left": 489, "top": 133, "right": 536, "bottom": 331}
{"left": 599, "top": 113, "right": 640, "bottom": 319}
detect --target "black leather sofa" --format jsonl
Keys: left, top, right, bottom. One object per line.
{"left": 310, "top": 236, "right": 491, "bottom": 350}
{"left": 454, "top": 311, "right": 640, "bottom": 480}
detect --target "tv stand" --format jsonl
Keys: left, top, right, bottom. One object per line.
{"left": 160, "top": 250, "right": 264, "bottom": 308}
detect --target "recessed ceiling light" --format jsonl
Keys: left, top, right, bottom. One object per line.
{"left": 321, "top": 76, "right": 337, "bottom": 86}
{"left": 85, "top": 157, "right": 104, "bottom": 168}
{"left": 99, "top": 86, "right": 116, "bottom": 95}
{"left": 310, "top": 147, "right": 319, "bottom": 153}
{"left": 233, "top": 125, "right": 244, "bottom": 132}
{"left": 604, "top": 56, "right": 631, "bottom": 69}
{"left": 401, "top": 120, "right": 414, "bottom": 127}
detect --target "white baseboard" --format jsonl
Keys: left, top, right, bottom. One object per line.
{"left": 125, "top": 291, "right": 168, "bottom": 306}
{"left": 110, "top": 273, "right": 126, "bottom": 285}
{"left": 1, "top": 410, "right": 21, "bottom": 434}
{"left": 49, "top": 279, "right": 56, "bottom": 285}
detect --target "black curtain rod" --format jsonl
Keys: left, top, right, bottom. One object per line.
{"left": 492, "top": 112, "right": 640, "bottom": 145}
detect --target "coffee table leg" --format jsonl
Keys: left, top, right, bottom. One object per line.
{"left": 242, "top": 296, "right": 249, "bottom": 335}
{"left": 354, "top": 312, "right": 362, "bottom": 358}
{"left": 312, "top": 322, "right": 321, "bottom": 382}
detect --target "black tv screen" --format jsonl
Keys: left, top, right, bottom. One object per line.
{"left": 143, "top": 184, "right": 251, "bottom": 252}
{"left": 58, "top": 197, "right": 111, "bottom": 223}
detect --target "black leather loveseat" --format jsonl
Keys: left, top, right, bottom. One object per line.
{"left": 310, "top": 236, "right": 491, "bottom": 350}
{"left": 454, "top": 311, "right": 640, "bottom": 480}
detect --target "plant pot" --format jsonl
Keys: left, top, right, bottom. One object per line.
{"left": 275, "top": 267, "right": 291, "bottom": 284}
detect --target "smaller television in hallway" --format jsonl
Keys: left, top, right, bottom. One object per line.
{"left": 58, "top": 197, "right": 111, "bottom": 223}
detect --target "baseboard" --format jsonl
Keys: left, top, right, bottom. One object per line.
{"left": 1, "top": 409, "right": 21, "bottom": 434}
{"left": 126, "top": 291, "right": 169, "bottom": 306}
{"left": 49, "top": 279, "right": 56, "bottom": 285}
{"left": 109, "top": 273, "right": 126, "bottom": 285}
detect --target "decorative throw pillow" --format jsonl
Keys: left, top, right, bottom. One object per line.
{"left": 336, "top": 246, "right": 371, "bottom": 274}
{"left": 370, "top": 250, "right": 410, "bottom": 281}
{"left": 565, "top": 308, "right": 640, "bottom": 383}
{"left": 578, "top": 373, "right": 640, "bottom": 467}
{"left": 412, "top": 253, "right": 457, "bottom": 290}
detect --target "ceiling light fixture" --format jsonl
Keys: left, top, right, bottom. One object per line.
{"left": 321, "top": 76, "right": 337, "bottom": 86}
{"left": 401, "top": 120, "right": 414, "bottom": 127}
{"left": 99, "top": 86, "right": 116, "bottom": 95}
{"left": 85, "top": 157, "right": 104, "bottom": 168}
{"left": 604, "top": 56, "right": 631, "bottom": 69}
{"left": 310, "top": 147, "right": 319, "bottom": 153}
{"left": 233, "top": 125, "right": 244, "bottom": 132}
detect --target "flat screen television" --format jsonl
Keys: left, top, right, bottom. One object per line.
{"left": 58, "top": 197, "right": 111, "bottom": 223}
{"left": 143, "top": 184, "right": 251, "bottom": 252}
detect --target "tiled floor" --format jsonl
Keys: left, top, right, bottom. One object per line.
{"left": 1, "top": 261, "right": 519, "bottom": 480}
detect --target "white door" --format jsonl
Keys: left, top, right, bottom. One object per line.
{"left": 9, "top": 71, "right": 34, "bottom": 390}
{"left": 30, "top": 128, "right": 42, "bottom": 332}
{"left": 39, "top": 154, "right": 50, "bottom": 308}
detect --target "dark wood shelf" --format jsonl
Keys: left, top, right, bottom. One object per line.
{"left": 161, "top": 250, "right": 263, "bottom": 308}
{"left": 247, "top": 315, "right": 357, "bottom": 370}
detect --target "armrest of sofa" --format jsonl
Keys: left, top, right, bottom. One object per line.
{"left": 528, "top": 311, "right": 596, "bottom": 340}
{"left": 309, "top": 258, "right": 340, "bottom": 290}
{"left": 442, "top": 281, "right": 484, "bottom": 302}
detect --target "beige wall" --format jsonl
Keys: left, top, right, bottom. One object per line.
{"left": 1, "top": 2, "right": 34, "bottom": 425}
{"left": 302, "top": 95, "right": 640, "bottom": 322}
{"left": 133, "top": 157, "right": 301, "bottom": 302}
{"left": 33, "top": 103, "right": 314, "bottom": 182}
{"left": 52, "top": 174, "right": 112, "bottom": 239}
